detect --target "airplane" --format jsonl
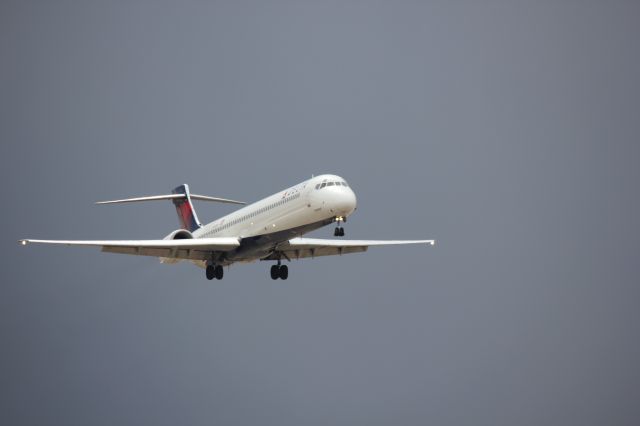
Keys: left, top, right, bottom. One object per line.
{"left": 19, "top": 174, "right": 435, "bottom": 280}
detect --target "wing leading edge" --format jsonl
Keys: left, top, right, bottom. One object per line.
{"left": 264, "top": 237, "right": 435, "bottom": 260}
{"left": 19, "top": 238, "right": 239, "bottom": 261}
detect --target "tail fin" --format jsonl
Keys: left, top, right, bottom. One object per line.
{"left": 171, "top": 184, "right": 202, "bottom": 232}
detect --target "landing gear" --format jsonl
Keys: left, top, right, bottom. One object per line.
{"left": 206, "top": 264, "right": 224, "bottom": 280}
{"left": 270, "top": 262, "right": 289, "bottom": 280}
{"left": 206, "top": 265, "right": 214, "bottom": 280}
{"left": 334, "top": 216, "right": 345, "bottom": 237}
{"left": 280, "top": 265, "right": 289, "bottom": 280}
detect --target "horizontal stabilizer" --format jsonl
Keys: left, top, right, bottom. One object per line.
{"left": 96, "top": 194, "right": 245, "bottom": 205}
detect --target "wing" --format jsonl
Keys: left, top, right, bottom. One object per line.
{"left": 263, "top": 237, "right": 435, "bottom": 260}
{"left": 18, "top": 238, "right": 239, "bottom": 261}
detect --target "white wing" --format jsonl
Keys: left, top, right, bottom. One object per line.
{"left": 264, "top": 237, "right": 435, "bottom": 260}
{"left": 18, "top": 238, "right": 239, "bottom": 261}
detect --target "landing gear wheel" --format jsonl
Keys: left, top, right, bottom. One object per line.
{"left": 339, "top": 227, "right": 344, "bottom": 236}
{"left": 270, "top": 265, "right": 279, "bottom": 280}
{"left": 279, "top": 265, "right": 289, "bottom": 280}
{"left": 214, "top": 265, "right": 224, "bottom": 280}
{"left": 335, "top": 227, "right": 344, "bottom": 237}
{"left": 206, "top": 265, "right": 215, "bottom": 280}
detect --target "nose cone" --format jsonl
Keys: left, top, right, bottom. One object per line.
{"left": 330, "top": 186, "right": 357, "bottom": 216}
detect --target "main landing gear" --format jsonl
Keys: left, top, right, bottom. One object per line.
{"left": 270, "top": 262, "right": 289, "bottom": 280}
{"left": 334, "top": 216, "right": 345, "bottom": 237}
{"left": 206, "top": 264, "right": 224, "bottom": 280}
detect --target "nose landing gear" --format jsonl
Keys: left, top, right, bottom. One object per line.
{"left": 334, "top": 216, "right": 345, "bottom": 237}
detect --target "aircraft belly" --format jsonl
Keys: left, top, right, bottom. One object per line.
{"left": 225, "top": 217, "right": 334, "bottom": 262}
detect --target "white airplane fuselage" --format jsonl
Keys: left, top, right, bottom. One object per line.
{"left": 191, "top": 174, "right": 356, "bottom": 263}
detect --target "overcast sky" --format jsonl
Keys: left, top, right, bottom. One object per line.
{"left": 1, "top": 1, "right": 639, "bottom": 425}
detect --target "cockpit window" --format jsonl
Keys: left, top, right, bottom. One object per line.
{"left": 317, "top": 180, "right": 350, "bottom": 189}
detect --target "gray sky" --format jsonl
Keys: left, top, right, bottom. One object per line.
{"left": 2, "top": 1, "right": 639, "bottom": 425}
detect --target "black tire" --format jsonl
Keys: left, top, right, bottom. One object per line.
{"left": 334, "top": 227, "right": 340, "bottom": 236}
{"left": 206, "top": 265, "right": 215, "bottom": 280}
{"left": 214, "top": 265, "right": 224, "bottom": 280}
{"left": 279, "top": 265, "right": 289, "bottom": 280}
{"left": 339, "top": 227, "right": 345, "bottom": 236}
{"left": 270, "top": 265, "right": 279, "bottom": 280}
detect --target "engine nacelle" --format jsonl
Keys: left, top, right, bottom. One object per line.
{"left": 160, "top": 229, "right": 194, "bottom": 264}
{"left": 163, "top": 229, "right": 194, "bottom": 240}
